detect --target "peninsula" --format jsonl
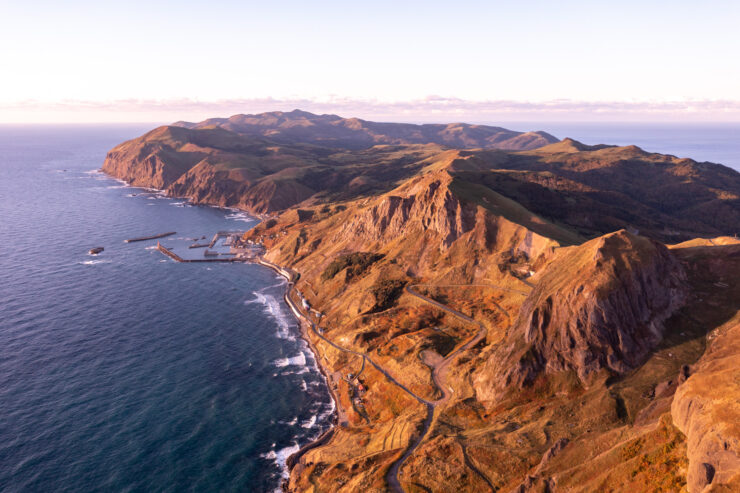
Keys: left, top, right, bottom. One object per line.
{"left": 103, "top": 110, "right": 740, "bottom": 492}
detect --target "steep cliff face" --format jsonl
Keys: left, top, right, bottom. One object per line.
{"left": 102, "top": 126, "right": 206, "bottom": 189}
{"left": 166, "top": 160, "right": 316, "bottom": 213}
{"left": 340, "top": 174, "right": 476, "bottom": 248}
{"left": 475, "top": 230, "right": 688, "bottom": 402}
{"left": 672, "top": 313, "right": 740, "bottom": 492}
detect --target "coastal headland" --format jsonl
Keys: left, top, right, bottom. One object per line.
{"left": 103, "top": 110, "right": 740, "bottom": 492}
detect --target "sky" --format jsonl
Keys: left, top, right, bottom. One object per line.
{"left": 1, "top": 0, "right": 740, "bottom": 122}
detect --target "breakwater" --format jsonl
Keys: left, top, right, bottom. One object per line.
{"left": 125, "top": 231, "right": 176, "bottom": 243}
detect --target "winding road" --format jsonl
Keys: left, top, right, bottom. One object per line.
{"left": 260, "top": 258, "right": 526, "bottom": 492}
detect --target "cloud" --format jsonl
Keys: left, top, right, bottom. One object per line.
{"left": 2, "top": 97, "right": 740, "bottom": 123}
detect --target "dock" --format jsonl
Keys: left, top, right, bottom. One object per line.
{"left": 156, "top": 242, "right": 246, "bottom": 263}
{"left": 208, "top": 231, "right": 244, "bottom": 248}
{"left": 125, "top": 232, "right": 176, "bottom": 243}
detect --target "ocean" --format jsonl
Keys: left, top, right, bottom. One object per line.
{"left": 0, "top": 123, "right": 738, "bottom": 492}
{"left": 0, "top": 125, "right": 334, "bottom": 492}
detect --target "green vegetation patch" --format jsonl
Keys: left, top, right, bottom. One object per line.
{"left": 321, "top": 252, "right": 384, "bottom": 281}
{"left": 370, "top": 278, "right": 408, "bottom": 312}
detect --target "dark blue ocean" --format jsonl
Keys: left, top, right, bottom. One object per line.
{"left": 0, "top": 126, "right": 334, "bottom": 492}
{"left": 0, "top": 123, "right": 738, "bottom": 493}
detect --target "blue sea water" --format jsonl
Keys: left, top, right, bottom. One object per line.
{"left": 0, "top": 123, "right": 738, "bottom": 493}
{"left": 0, "top": 126, "right": 334, "bottom": 492}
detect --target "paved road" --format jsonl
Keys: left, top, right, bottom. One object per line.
{"left": 385, "top": 284, "right": 519, "bottom": 492}
{"left": 263, "top": 255, "right": 525, "bottom": 493}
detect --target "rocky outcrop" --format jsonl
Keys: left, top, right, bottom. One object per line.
{"left": 340, "top": 174, "right": 476, "bottom": 248}
{"left": 671, "top": 313, "right": 740, "bottom": 492}
{"left": 476, "top": 230, "right": 688, "bottom": 401}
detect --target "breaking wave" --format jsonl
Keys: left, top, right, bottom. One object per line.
{"left": 273, "top": 352, "right": 307, "bottom": 368}
{"left": 245, "top": 291, "right": 295, "bottom": 340}
{"left": 260, "top": 442, "right": 300, "bottom": 484}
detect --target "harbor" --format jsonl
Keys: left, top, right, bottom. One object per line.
{"left": 152, "top": 230, "right": 264, "bottom": 263}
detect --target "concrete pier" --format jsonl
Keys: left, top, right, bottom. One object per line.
{"left": 125, "top": 232, "right": 176, "bottom": 243}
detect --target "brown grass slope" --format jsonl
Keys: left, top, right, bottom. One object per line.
{"left": 447, "top": 139, "right": 740, "bottom": 242}
{"left": 101, "top": 118, "right": 740, "bottom": 491}
{"left": 249, "top": 173, "right": 740, "bottom": 492}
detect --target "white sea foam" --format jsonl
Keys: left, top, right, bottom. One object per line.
{"left": 260, "top": 443, "right": 300, "bottom": 482}
{"left": 144, "top": 245, "right": 158, "bottom": 250}
{"left": 273, "top": 352, "right": 307, "bottom": 368}
{"left": 79, "top": 260, "right": 111, "bottom": 265}
{"left": 245, "top": 292, "right": 295, "bottom": 340}
{"left": 300, "top": 415, "right": 317, "bottom": 429}
{"left": 225, "top": 212, "right": 253, "bottom": 223}
{"left": 319, "top": 399, "right": 336, "bottom": 422}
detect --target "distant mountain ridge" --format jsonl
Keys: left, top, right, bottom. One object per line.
{"left": 173, "top": 109, "right": 559, "bottom": 150}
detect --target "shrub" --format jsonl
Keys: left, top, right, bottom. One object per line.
{"left": 321, "top": 252, "right": 384, "bottom": 281}
{"left": 370, "top": 278, "right": 408, "bottom": 312}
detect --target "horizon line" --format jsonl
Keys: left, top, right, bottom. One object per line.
{"left": 3, "top": 97, "right": 740, "bottom": 124}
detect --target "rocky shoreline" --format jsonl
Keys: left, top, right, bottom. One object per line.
{"left": 103, "top": 170, "right": 339, "bottom": 492}
{"left": 253, "top": 258, "right": 342, "bottom": 492}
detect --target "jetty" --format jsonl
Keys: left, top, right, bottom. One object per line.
{"left": 125, "top": 231, "right": 176, "bottom": 243}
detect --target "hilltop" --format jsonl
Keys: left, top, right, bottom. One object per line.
{"left": 102, "top": 113, "right": 740, "bottom": 492}
{"left": 172, "top": 109, "right": 559, "bottom": 150}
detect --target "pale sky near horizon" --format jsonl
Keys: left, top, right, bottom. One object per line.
{"left": 1, "top": 0, "right": 740, "bottom": 122}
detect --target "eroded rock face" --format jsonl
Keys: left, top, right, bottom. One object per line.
{"left": 671, "top": 314, "right": 740, "bottom": 492}
{"left": 340, "top": 176, "right": 476, "bottom": 248}
{"left": 476, "top": 230, "right": 688, "bottom": 401}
